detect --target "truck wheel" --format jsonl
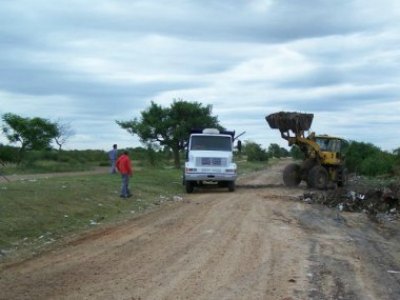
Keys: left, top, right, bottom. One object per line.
{"left": 228, "top": 181, "right": 235, "bottom": 192}
{"left": 308, "top": 165, "right": 328, "bottom": 189}
{"left": 283, "top": 163, "right": 301, "bottom": 187}
{"left": 185, "top": 181, "right": 194, "bottom": 193}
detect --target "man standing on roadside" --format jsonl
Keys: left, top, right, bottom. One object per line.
{"left": 116, "top": 150, "right": 133, "bottom": 198}
{"left": 108, "top": 144, "right": 118, "bottom": 174}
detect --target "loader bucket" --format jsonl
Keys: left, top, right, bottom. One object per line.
{"left": 266, "top": 112, "right": 314, "bottom": 133}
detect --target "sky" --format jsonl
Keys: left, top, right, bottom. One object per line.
{"left": 0, "top": 0, "right": 399, "bottom": 151}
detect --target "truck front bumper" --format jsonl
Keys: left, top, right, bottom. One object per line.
{"left": 185, "top": 172, "right": 237, "bottom": 182}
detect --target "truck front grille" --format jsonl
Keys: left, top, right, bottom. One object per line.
{"left": 196, "top": 157, "right": 227, "bottom": 167}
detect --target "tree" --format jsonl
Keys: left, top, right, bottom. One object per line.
{"left": 393, "top": 147, "right": 400, "bottom": 176}
{"left": 360, "top": 152, "right": 395, "bottom": 176}
{"left": 289, "top": 145, "right": 305, "bottom": 160}
{"left": 345, "top": 141, "right": 380, "bottom": 173}
{"left": 393, "top": 147, "right": 400, "bottom": 157}
{"left": 54, "top": 120, "right": 75, "bottom": 151}
{"left": 267, "top": 143, "right": 289, "bottom": 158}
{"left": 243, "top": 141, "right": 268, "bottom": 162}
{"left": 2, "top": 113, "right": 58, "bottom": 162}
{"left": 343, "top": 141, "right": 399, "bottom": 176}
{"left": 117, "top": 100, "right": 221, "bottom": 168}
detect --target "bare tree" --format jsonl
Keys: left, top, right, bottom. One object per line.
{"left": 54, "top": 120, "right": 75, "bottom": 151}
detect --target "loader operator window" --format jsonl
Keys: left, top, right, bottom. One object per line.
{"left": 316, "top": 138, "right": 329, "bottom": 151}
{"left": 191, "top": 136, "right": 232, "bottom": 151}
{"left": 330, "top": 140, "right": 341, "bottom": 152}
{"left": 316, "top": 138, "right": 341, "bottom": 152}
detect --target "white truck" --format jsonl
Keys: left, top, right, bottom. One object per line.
{"left": 183, "top": 128, "right": 237, "bottom": 193}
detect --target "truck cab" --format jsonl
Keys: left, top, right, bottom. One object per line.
{"left": 183, "top": 128, "right": 237, "bottom": 193}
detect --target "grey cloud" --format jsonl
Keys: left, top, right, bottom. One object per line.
{"left": 0, "top": 56, "right": 201, "bottom": 100}
{"left": 1, "top": 0, "right": 391, "bottom": 46}
{"left": 277, "top": 69, "right": 345, "bottom": 88}
{"left": 283, "top": 87, "right": 399, "bottom": 113}
{"left": 277, "top": 64, "right": 400, "bottom": 89}
{"left": 0, "top": 0, "right": 399, "bottom": 150}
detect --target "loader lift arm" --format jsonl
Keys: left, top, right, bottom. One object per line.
{"left": 266, "top": 112, "right": 321, "bottom": 161}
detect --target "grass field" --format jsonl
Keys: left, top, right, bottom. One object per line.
{"left": 0, "top": 160, "right": 267, "bottom": 260}
{"left": 0, "top": 166, "right": 183, "bottom": 259}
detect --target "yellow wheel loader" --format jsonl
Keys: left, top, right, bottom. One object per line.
{"left": 266, "top": 112, "right": 347, "bottom": 189}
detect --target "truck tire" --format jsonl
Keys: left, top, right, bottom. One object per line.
{"left": 308, "top": 165, "right": 328, "bottom": 189}
{"left": 185, "top": 181, "right": 194, "bottom": 193}
{"left": 283, "top": 163, "right": 301, "bottom": 187}
{"left": 228, "top": 181, "right": 235, "bottom": 192}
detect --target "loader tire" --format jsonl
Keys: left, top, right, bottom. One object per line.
{"left": 301, "top": 159, "right": 316, "bottom": 176}
{"left": 308, "top": 165, "right": 328, "bottom": 190}
{"left": 283, "top": 163, "right": 301, "bottom": 187}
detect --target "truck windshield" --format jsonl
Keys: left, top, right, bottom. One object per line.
{"left": 190, "top": 136, "right": 232, "bottom": 151}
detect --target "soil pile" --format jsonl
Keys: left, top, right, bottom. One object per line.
{"left": 266, "top": 111, "right": 314, "bottom": 132}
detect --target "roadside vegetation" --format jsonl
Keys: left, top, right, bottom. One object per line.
{"left": 345, "top": 141, "right": 400, "bottom": 177}
{"left": 1, "top": 103, "right": 399, "bottom": 261}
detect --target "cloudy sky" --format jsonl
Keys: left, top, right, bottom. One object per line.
{"left": 1, "top": 0, "right": 399, "bottom": 151}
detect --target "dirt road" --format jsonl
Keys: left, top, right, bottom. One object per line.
{"left": 1, "top": 162, "right": 400, "bottom": 299}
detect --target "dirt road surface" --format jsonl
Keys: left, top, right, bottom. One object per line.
{"left": 1, "top": 161, "right": 400, "bottom": 299}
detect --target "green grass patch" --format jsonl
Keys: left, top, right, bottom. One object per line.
{"left": 236, "top": 158, "right": 272, "bottom": 175}
{"left": 0, "top": 166, "right": 183, "bottom": 259}
{"left": 1, "top": 160, "right": 96, "bottom": 175}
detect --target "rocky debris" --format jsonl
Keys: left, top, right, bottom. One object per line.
{"left": 173, "top": 196, "right": 183, "bottom": 202}
{"left": 299, "top": 183, "right": 399, "bottom": 221}
{"left": 153, "top": 195, "right": 185, "bottom": 206}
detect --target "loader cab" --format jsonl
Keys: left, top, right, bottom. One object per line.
{"left": 315, "top": 135, "right": 347, "bottom": 163}
{"left": 316, "top": 136, "right": 340, "bottom": 152}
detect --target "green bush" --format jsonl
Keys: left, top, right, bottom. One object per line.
{"left": 0, "top": 145, "right": 19, "bottom": 163}
{"left": 345, "top": 141, "right": 380, "bottom": 173}
{"left": 360, "top": 152, "right": 395, "bottom": 176}
{"left": 344, "top": 141, "right": 399, "bottom": 176}
{"left": 267, "top": 143, "right": 289, "bottom": 158}
{"left": 243, "top": 141, "right": 269, "bottom": 162}
{"left": 65, "top": 150, "right": 107, "bottom": 162}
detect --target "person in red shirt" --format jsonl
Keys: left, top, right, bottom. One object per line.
{"left": 116, "top": 150, "right": 133, "bottom": 198}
